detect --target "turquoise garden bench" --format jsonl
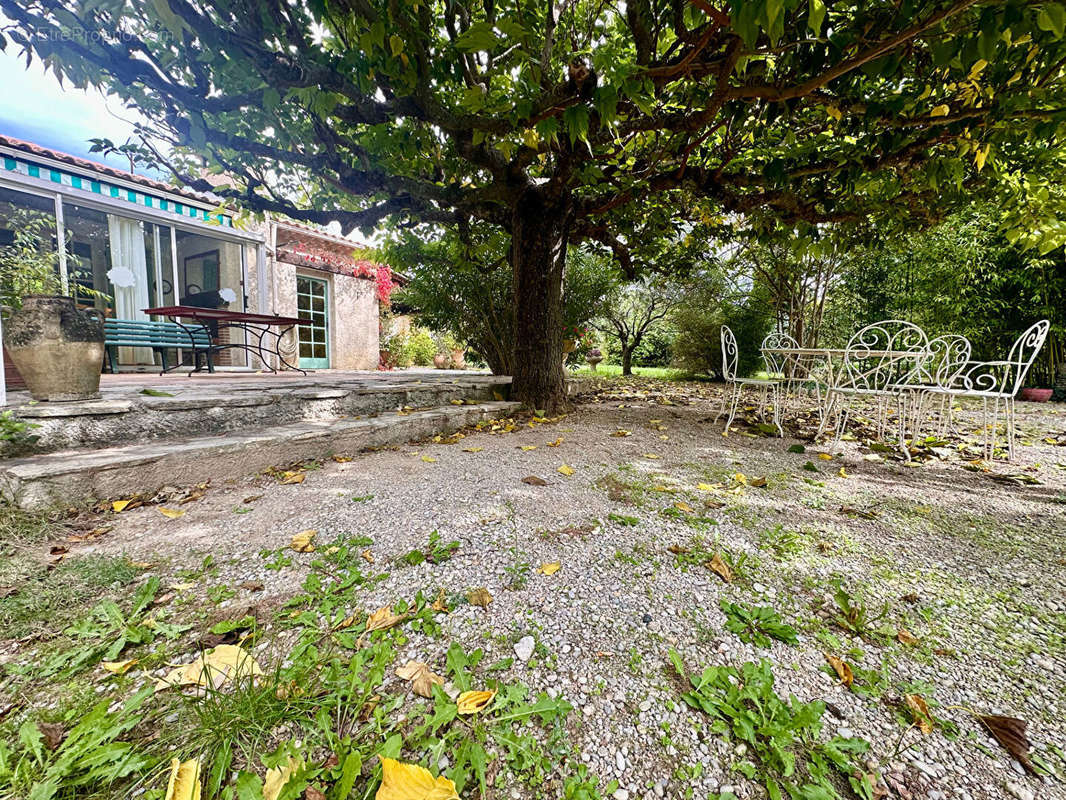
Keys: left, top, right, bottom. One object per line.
{"left": 103, "top": 319, "right": 214, "bottom": 373}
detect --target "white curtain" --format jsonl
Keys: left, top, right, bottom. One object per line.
{"left": 107, "top": 215, "right": 153, "bottom": 363}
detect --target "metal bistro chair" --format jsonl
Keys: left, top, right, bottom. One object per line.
{"left": 920, "top": 320, "right": 1050, "bottom": 461}
{"left": 717, "top": 325, "right": 785, "bottom": 437}
{"left": 897, "top": 333, "right": 972, "bottom": 442}
{"left": 822, "top": 320, "right": 930, "bottom": 452}
{"left": 761, "top": 331, "right": 802, "bottom": 417}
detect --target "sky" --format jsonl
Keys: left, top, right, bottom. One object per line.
{"left": 0, "top": 46, "right": 154, "bottom": 175}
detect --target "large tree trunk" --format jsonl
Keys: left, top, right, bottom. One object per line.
{"left": 511, "top": 188, "right": 571, "bottom": 413}
{"left": 621, "top": 346, "right": 634, "bottom": 375}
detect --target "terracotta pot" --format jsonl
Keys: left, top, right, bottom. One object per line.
{"left": 1018, "top": 387, "right": 1053, "bottom": 403}
{"left": 562, "top": 338, "right": 577, "bottom": 355}
{"left": 3, "top": 296, "right": 104, "bottom": 401}
{"left": 433, "top": 353, "right": 449, "bottom": 369}
{"left": 449, "top": 349, "right": 466, "bottom": 369}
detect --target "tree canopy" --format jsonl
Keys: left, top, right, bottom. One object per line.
{"left": 4, "top": 0, "right": 1066, "bottom": 407}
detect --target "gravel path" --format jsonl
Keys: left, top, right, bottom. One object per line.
{"left": 73, "top": 380, "right": 1066, "bottom": 800}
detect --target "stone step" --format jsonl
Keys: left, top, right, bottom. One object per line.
{"left": 9, "top": 375, "right": 512, "bottom": 452}
{"left": 1, "top": 401, "right": 521, "bottom": 509}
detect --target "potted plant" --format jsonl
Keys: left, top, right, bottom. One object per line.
{"left": 433, "top": 352, "right": 449, "bottom": 369}
{"left": 0, "top": 213, "right": 107, "bottom": 401}
{"left": 586, "top": 348, "right": 604, "bottom": 371}
{"left": 1018, "top": 386, "right": 1053, "bottom": 402}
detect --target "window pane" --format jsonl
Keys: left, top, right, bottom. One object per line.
{"left": 0, "top": 186, "right": 58, "bottom": 302}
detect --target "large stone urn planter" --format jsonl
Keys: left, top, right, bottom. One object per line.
{"left": 2, "top": 296, "right": 105, "bottom": 401}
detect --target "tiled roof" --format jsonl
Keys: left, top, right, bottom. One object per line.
{"left": 0, "top": 133, "right": 220, "bottom": 206}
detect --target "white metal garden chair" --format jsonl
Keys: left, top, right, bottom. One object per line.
{"left": 896, "top": 334, "right": 972, "bottom": 442}
{"left": 820, "top": 320, "right": 930, "bottom": 452}
{"left": 919, "top": 320, "right": 1050, "bottom": 461}
{"left": 716, "top": 325, "right": 784, "bottom": 437}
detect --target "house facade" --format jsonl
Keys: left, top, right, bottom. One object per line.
{"left": 0, "top": 134, "right": 382, "bottom": 382}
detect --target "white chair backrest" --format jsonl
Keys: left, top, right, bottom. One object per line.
{"left": 1006, "top": 319, "right": 1051, "bottom": 394}
{"left": 843, "top": 320, "right": 929, "bottom": 393}
{"left": 906, "top": 334, "right": 971, "bottom": 389}
{"left": 720, "top": 325, "right": 738, "bottom": 382}
{"left": 761, "top": 331, "right": 799, "bottom": 378}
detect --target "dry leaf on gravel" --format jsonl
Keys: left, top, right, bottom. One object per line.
{"left": 361, "top": 549, "right": 375, "bottom": 564}
{"left": 674, "top": 501, "right": 694, "bottom": 513}
{"left": 290, "top": 530, "right": 317, "bottom": 553}
{"left": 376, "top": 757, "right": 458, "bottom": 800}
{"left": 421, "top": 455, "right": 438, "bottom": 463}
{"left": 332, "top": 454, "right": 353, "bottom": 463}
{"left": 159, "top": 507, "right": 186, "bottom": 519}
{"left": 749, "top": 476, "right": 768, "bottom": 488}
{"left": 707, "top": 553, "right": 732, "bottom": 583}
{"left": 466, "top": 587, "right": 493, "bottom": 607}
{"left": 521, "top": 475, "right": 548, "bottom": 486}
{"left": 546, "top": 438, "right": 563, "bottom": 447}
{"left": 557, "top": 464, "right": 575, "bottom": 476}
{"left": 431, "top": 588, "right": 449, "bottom": 613}
{"left": 825, "top": 654, "right": 854, "bottom": 688}
{"left": 164, "top": 758, "right": 201, "bottom": 800}
{"left": 463, "top": 447, "right": 483, "bottom": 453}
{"left": 38, "top": 722, "right": 65, "bottom": 751}
{"left": 281, "top": 471, "right": 306, "bottom": 484}
{"left": 817, "top": 453, "right": 833, "bottom": 461}
{"left": 396, "top": 660, "right": 444, "bottom": 698}
{"left": 240, "top": 581, "right": 264, "bottom": 592}
{"left": 112, "top": 499, "right": 132, "bottom": 513}
{"left": 904, "top": 693, "right": 934, "bottom": 734}
{"left": 611, "top": 429, "right": 632, "bottom": 437}
{"left": 519, "top": 445, "right": 537, "bottom": 451}
{"left": 537, "top": 561, "right": 561, "bottom": 576}
{"left": 264, "top": 756, "right": 303, "bottom": 800}
{"left": 978, "top": 714, "right": 1038, "bottom": 775}
{"left": 101, "top": 659, "right": 138, "bottom": 675}
{"left": 243, "top": 495, "right": 263, "bottom": 504}
{"left": 456, "top": 689, "right": 496, "bottom": 715}
{"left": 364, "top": 606, "right": 404, "bottom": 633}
{"left": 155, "top": 645, "right": 263, "bottom": 692}
{"left": 896, "top": 629, "right": 919, "bottom": 646}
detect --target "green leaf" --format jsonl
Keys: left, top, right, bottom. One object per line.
{"left": 455, "top": 21, "right": 497, "bottom": 52}
{"left": 234, "top": 770, "right": 264, "bottom": 800}
{"left": 563, "top": 104, "right": 590, "bottom": 144}
{"left": 808, "top": 0, "right": 826, "bottom": 34}
{"left": 1038, "top": 4, "right": 1066, "bottom": 39}
{"left": 333, "top": 752, "right": 361, "bottom": 800}
{"left": 390, "top": 34, "right": 404, "bottom": 57}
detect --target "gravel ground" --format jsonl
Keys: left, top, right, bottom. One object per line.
{"left": 71, "top": 379, "right": 1066, "bottom": 800}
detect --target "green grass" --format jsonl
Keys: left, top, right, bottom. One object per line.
{"left": 569, "top": 364, "right": 696, "bottom": 380}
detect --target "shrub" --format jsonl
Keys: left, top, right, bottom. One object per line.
{"left": 405, "top": 327, "right": 437, "bottom": 366}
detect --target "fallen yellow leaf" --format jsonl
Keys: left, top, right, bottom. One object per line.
{"left": 376, "top": 757, "right": 458, "bottom": 800}
{"left": 825, "top": 654, "right": 854, "bottom": 688}
{"left": 170, "top": 582, "right": 196, "bottom": 592}
{"left": 675, "top": 501, "right": 694, "bottom": 513}
{"left": 281, "top": 471, "right": 306, "bottom": 484}
{"left": 158, "top": 507, "right": 186, "bottom": 519}
{"left": 707, "top": 553, "right": 732, "bottom": 583}
{"left": 396, "top": 660, "right": 445, "bottom": 698}
{"left": 102, "top": 658, "right": 138, "bottom": 675}
{"left": 332, "top": 454, "right": 353, "bottom": 463}
{"left": 365, "top": 605, "right": 404, "bottom": 633}
{"left": 520, "top": 445, "right": 537, "bottom": 451}
{"left": 611, "top": 429, "right": 631, "bottom": 437}
{"left": 546, "top": 438, "right": 563, "bottom": 447}
{"left": 112, "top": 499, "right": 132, "bottom": 513}
{"left": 749, "top": 476, "right": 767, "bottom": 488}
{"left": 155, "top": 645, "right": 263, "bottom": 692}
{"left": 696, "top": 483, "right": 719, "bottom": 492}
{"left": 817, "top": 453, "right": 833, "bottom": 461}
{"left": 537, "top": 561, "right": 561, "bottom": 576}
{"left": 164, "top": 758, "right": 201, "bottom": 800}
{"left": 905, "top": 693, "right": 934, "bottom": 734}
{"left": 642, "top": 453, "right": 659, "bottom": 459}
{"left": 264, "top": 756, "right": 303, "bottom": 800}
{"left": 897, "top": 629, "right": 920, "bottom": 646}
{"left": 361, "top": 549, "right": 375, "bottom": 564}
{"left": 456, "top": 689, "right": 497, "bottom": 715}
{"left": 462, "top": 446, "right": 484, "bottom": 453}
{"left": 557, "top": 464, "right": 575, "bottom": 476}
{"left": 290, "top": 530, "right": 317, "bottom": 553}
{"left": 838, "top": 467, "right": 848, "bottom": 478}
{"left": 431, "top": 588, "right": 449, "bottom": 613}
{"left": 466, "top": 587, "right": 493, "bottom": 607}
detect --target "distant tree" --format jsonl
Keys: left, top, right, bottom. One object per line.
{"left": 389, "top": 231, "right": 616, "bottom": 375}
{"left": 595, "top": 277, "right": 685, "bottom": 375}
